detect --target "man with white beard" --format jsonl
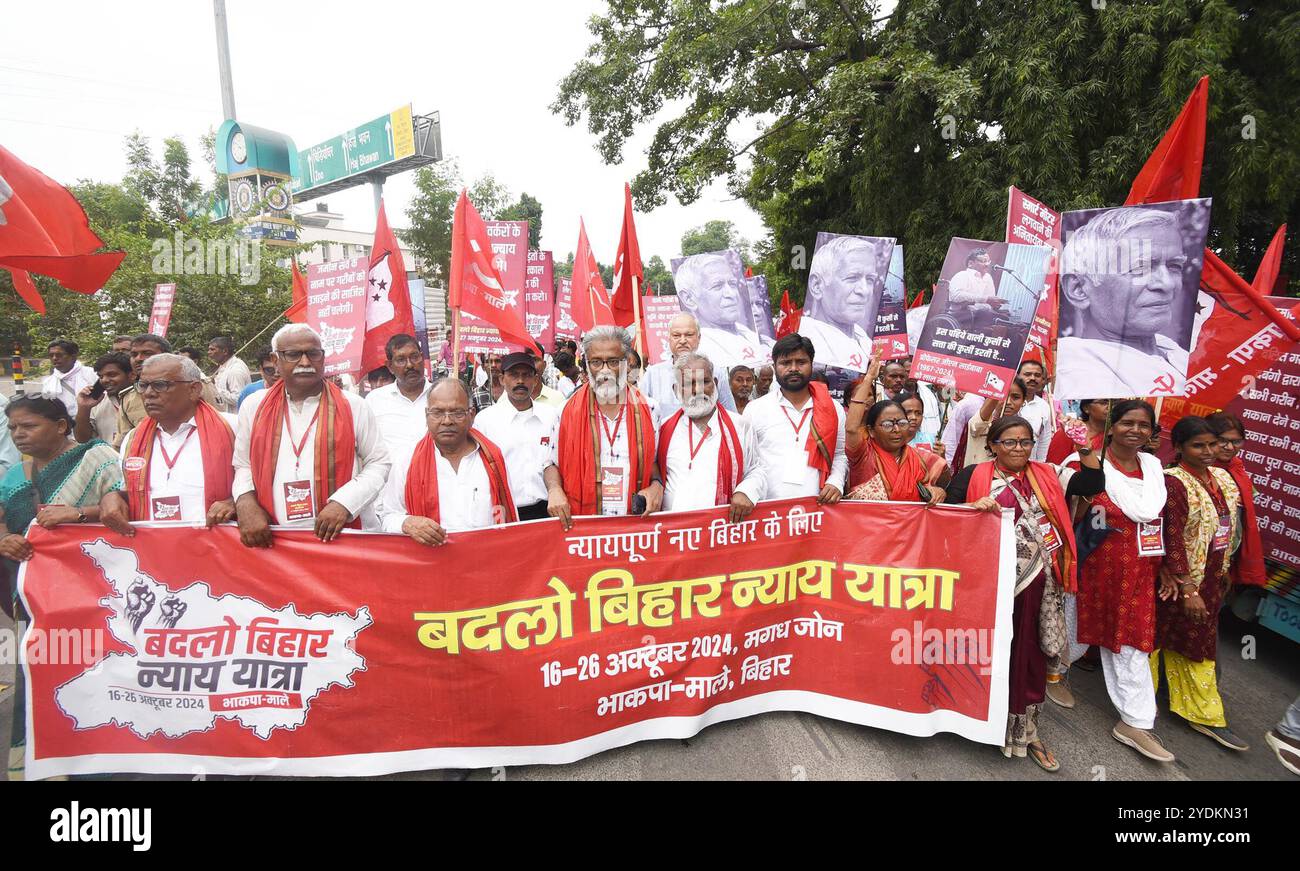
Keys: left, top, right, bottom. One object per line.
{"left": 640, "top": 313, "right": 738, "bottom": 419}
{"left": 657, "top": 353, "right": 764, "bottom": 518}
{"left": 545, "top": 325, "right": 662, "bottom": 527}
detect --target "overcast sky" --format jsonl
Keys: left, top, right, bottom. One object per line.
{"left": 2, "top": 0, "right": 768, "bottom": 268}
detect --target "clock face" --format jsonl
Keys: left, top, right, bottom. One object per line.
{"left": 231, "top": 131, "right": 247, "bottom": 164}
{"left": 231, "top": 177, "right": 256, "bottom": 215}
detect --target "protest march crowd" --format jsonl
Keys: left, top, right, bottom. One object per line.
{"left": 2, "top": 314, "right": 1299, "bottom": 780}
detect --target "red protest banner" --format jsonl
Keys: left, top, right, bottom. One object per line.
{"left": 554, "top": 277, "right": 579, "bottom": 341}
{"left": 454, "top": 220, "right": 530, "bottom": 356}
{"left": 1004, "top": 186, "right": 1061, "bottom": 375}
{"left": 304, "top": 257, "right": 369, "bottom": 378}
{"left": 642, "top": 294, "right": 683, "bottom": 365}
{"left": 19, "top": 499, "right": 1012, "bottom": 778}
{"left": 147, "top": 283, "right": 177, "bottom": 338}
{"left": 525, "top": 249, "right": 556, "bottom": 352}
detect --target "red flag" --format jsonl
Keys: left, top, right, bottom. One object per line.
{"left": 1124, "top": 77, "right": 1299, "bottom": 343}
{"left": 907, "top": 289, "right": 925, "bottom": 309}
{"left": 610, "top": 183, "right": 643, "bottom": 328}
{"left": 0, "top": 144, "right": 125, "bottom": 313}
{"left": 283, "top": 259, "right": 309, "bottom": 323}
{"left": 744, "top": 266, "right": 754, "bottom": 279}
{"left": 360, "top": 200, "right": 418, "bottom": 375}
{"left": 1125, "top": 76, "right": 1208, "bottom": 207}
{"left": 776, "top": 289, "right": 802, "bottom": 338}
{"left": 571, "top": 218, "right": 615, "bottom": 333}
{"left": 449, "top": 190, "right": 542, "bottom": 355}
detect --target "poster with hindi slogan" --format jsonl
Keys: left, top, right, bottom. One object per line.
{"left": 554, "top": 278, "right": 579, "bottom": 342}
{"left": 147, "top": 283, "right": 176, "bottom": 338}
{"left": 1055, "top": 198, "right": 1211, "bottom": 400}
{"left": 874, "top": 244, "right": 910, "bottom": 359}
{"left": 642, "top": 294, "right": 683, "bottom": 366}
{"left": 305, "top": 257, "right": 369, "bottom": 377}
{"left": 525, "top": 250, "right": 555, "bottom": 353}
{"left": 911, "top": 239, "right": 1048, "bottom": 399}
{"left": 19, "top": 499, "right": 1013, "bottom": 778}
{"left": 454, "top": 220, "right": 530, "bottom": 356}
{"left": 1004, "top": 186, "right": 1061, "bottom": 375}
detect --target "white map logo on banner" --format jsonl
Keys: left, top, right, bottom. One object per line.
{"left": 55, "top": 539, "right": 371, "bottom": 739}
{"left": 317, "top": 322, "right": 357, "bottom": 357}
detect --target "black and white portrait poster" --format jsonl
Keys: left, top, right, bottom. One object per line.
{"left": 671, "top": 249, "right": 765, "bottom": 368}
{"left": 873, "top": 243, "right": 910, "bottom": 359}
{"left": 802, "top": 232, "right": 896, "bottom": 372}
{"left": 1056, "top": 198, "right": 1211, "bottom": 399}
{"left": 748, "top": 274, "right": 776, "bottom": 345}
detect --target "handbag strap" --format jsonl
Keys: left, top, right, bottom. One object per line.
{"left": 996, "top": 469, "right": 1056, "bottom": 586}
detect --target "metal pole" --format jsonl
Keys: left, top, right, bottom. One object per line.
{"left": 213, "top": 0, "right": 237, "bottom": 119}
{"left": 372, "top": 177, "right": 384, "bottom": 220}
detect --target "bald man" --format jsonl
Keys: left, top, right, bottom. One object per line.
{"left": 640, "top": 313, "right": 738, "bottom": 418}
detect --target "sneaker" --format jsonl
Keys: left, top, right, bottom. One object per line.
{"left": 1189, "top": 722, "right": 1249, "bottom": 751}
{"left": 1112, "top": 721, "right": 1175, "bottom": 762}
{"left": 1264, "top": 730, "right": 1300, "bottom": 776}
{"left": 1045, "top": 676, "right": 1075, "bottom": 709}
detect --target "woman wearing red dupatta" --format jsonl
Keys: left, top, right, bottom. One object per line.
{"left": 945, "top": 415, "right": 1103, "bottom": 771}
{"left": 1206, "top": 413, "right": 1267, "bottom": 588}
{"left": 844, "top": 391, "right": 946, "bottom": 504}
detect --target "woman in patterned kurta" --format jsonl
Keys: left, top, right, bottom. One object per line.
{"left": 1068, "top": 401, "right": 1182, "bottom": 762}
{"left": 1155, "top": 416, "right": 1247, "bottom": 752}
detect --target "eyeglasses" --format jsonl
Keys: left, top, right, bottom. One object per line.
{"left": 874, "top": 420, "right": 908, "bottom": 431}
{"left": 278, "top": 349, "right": 325, "bottom": 363}
{"left": 1219, "top": 438, "right": 1244, "bottom": 447}
{"left": 426, "top": 409, "right": 470, "bottom": 421}
{"left": 390, "top": 354, "right": 424, "bottom": 368}
{"left": 991, "top": 438, "right": 1035, "bottom": 449}
{"left": 137, "top": 379, "right": 195, "bottom": 394}
{"left": 587, "top": 358, "right": 624, "bottom": 371}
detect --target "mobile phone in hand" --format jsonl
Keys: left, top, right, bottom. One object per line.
{"left": 630, "top": 494, "right": 648, "bottom": 515}
{"left": 88, "top": 380, "right": 107, "bottom": 401}
{"left": 916, "top": 483, "right": 932, "bottom": 504}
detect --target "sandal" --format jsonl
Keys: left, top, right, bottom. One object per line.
{"left": 1028, "top": 741, "right": 1060, "bottom": 773}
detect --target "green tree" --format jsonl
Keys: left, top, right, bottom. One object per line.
{"left": 681, "top": 219, "right": 750, "bottom": 261}
{"left": 158, "top": 137, "right": 202, "bottom": 225}
{"left": 554, "top": 0, "right": 1300, "bottom": 299}
{"left": 644, "top": 254, "right": 675, "bottom": 294}
{"left": 403, "top": 162, "right": 521, "bottom": 285}
{"left": 499, "top": 192, "right": 544, "bottom": 249}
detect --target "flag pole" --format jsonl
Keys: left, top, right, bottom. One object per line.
{"left": 235, "top": 311, "right": 288, "bottom": 359}
{"left": 631, "top": 275, "right": 644, "bottom": 354}
{"left": 452, "top": 307, "right": 462, "bottom": 375}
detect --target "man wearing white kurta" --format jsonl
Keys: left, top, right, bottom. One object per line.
{"left": 474, "top": 352, "right": 561, "bottom": 521}
{"left": 232, "top": 325, "right": 391, "bottom": 541}
{"left": 365, "top": 334, "right": 433, "bottom": 458}
{"left": 659, "top": 353, "right": 764, "bottom": 515}
{"left": 207, "top": 337, "right": 253, "bottom": 413}
{"left": 42, "top": 340, "right": 98, "bottom": 417}
{"left": 641, "top": 313, "right": 738, "bottom": 419}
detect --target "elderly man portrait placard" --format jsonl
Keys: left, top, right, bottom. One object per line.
{"left": 670, "top": 249, "right": 765, "bottom": 368}
{"left": 801, "top": 233, "right": 896, "bottom": 372}
{"left": 1056, "top": 199, "right": 1211, "bottom": 399}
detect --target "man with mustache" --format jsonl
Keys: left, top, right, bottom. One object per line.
{"left": 232, "top": 324, "right": 391, "bottom": 546}
{"left": 640, "top": 313, "right": 739, "bottom": 419}
{"left": 743, "top": 333, "right": 847, "bottom": 504}
{"left": 545, "top": 325, "right": 662, "bottom": 528}
{"left": 114, "top": 333, "right": 217, "bottom": 449}
{"left": 658, "top": 353, "right": 763, "bottom": 519}
{"left": 474, "top": 351, "right": 561, "bottom": 521}
{"left": 377, "top": 377, "right": 516, "bottom": 544}
{"left": 1056, "top": 206, "right": 1191, "bottom": 398}
{"left": 98, "top": 353, "right": 237, "bottom": 528}
{"left": 365, "top": 333, "right": 432, "bottom": 457}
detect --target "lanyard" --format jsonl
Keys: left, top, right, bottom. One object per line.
{"left": 600, "top": 407, "right": 625, "bottom": 458}
{"left": 687, "top": 423, "right": 711, "bottom": 469}
{"left": 781, "top": 405, "right": 812, "bottom": 442}
{"left": 285, "top": 405, "right": 321, "bottom": 476}
{"left": 155, "top": 427, "right": 196, "bottom": 481}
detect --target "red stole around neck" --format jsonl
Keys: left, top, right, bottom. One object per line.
{"left": 657, "top": 407, "right": 744, "bottom": 505}
{"left": 124, "top": 401, "right": 234, "bottom": 521}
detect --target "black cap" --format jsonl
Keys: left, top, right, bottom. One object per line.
{"left": 500, "top": 351, "right": 539, "bottom": 374}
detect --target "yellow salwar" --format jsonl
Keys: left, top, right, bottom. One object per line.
{"left": 1150, "top": 649, "right": 1227, "bottom": 727}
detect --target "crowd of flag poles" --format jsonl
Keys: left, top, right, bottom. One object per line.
{"left": 2, "top": 75, "right": 1298, "bottom": 410}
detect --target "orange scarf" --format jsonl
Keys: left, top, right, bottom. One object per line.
{"left": 804, "top": 382, "right": 839, "bottom": 487}
{"left": 657, "top": 407, "right": 744, "bottom": 505}
{"left": 124, "top": 401, "right": 235, "bottom": 521}
{"left": 403, "top": 429, "right": 516, "bottom": 525}
{"left": 249, "top": 381, "right": 356, "bottom": 518}
{"left": 866, "top": 440, "right": 932, "bottom": 502}
{"left": 557, "top": 383, "right": 656, "bottom": 515}
{"left": 968, "top": 460, "right": 1078, "bottom": 593}
{"left": 1218, "top": 457, "right": 1266, "bottom": 587}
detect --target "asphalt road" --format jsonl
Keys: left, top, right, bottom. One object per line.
{"left": 2, "top": 607, "right": 1296, "bottom": 782}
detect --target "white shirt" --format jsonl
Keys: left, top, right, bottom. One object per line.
{"left": 119, "top": 412, "right": 239, "bottom": 522}
{"left": 556, "top": 375, "right": 577, "bottom": 398}
{"left": 798, "top": 316, "right": 875, "bottom": 373}
{"left": 212, "top": 357, "right": 253, "bottom": 413}
{"left": 1018, "top": 395, "right": 1053, "bottom": 462}
{"left": 378, "top": 442, "right": 496, "bottom": 534}
{"left": 942, "top": 394, "right": 984, "bottom": 464}
{"left": 0, "top": 393, "right": 20, "bottom": 475}
{"left": 42, "top": 361, "right": 97, "bottom": 416}
{"left": 549, "top": 397, "right": 661, "bottom": 516}
{"left": 947, "top": 269, "right": 998, "bottom": 305}
{"left": 912, "top": 382, "right": 944, "bottom": 444}
{"left": 232, "top": 388, "right": 392, "bottom": 528}
{"left": 474, "top": 393, "right": 560, "bottom": 507}
{"left": 698, "top": 325, "right": 765, "bottom": 370}
{"left": 660, "top": 408, "right": 764, "bottom": 512}
{"left": 88, "top": 393, "right": 122, "bottom": 445}
{"left": 365, "top": 380, "right": 433, "bottom": 458}
{"left": 641, "top": 359, "right": 737, "bottom": 420}
{"left": 743, "top": 389, "right": 847, "bottom": 499}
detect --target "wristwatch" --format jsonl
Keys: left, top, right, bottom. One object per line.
{"left": 76, "top": 510, "right": 88, "bottom": 523}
